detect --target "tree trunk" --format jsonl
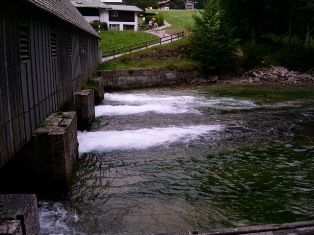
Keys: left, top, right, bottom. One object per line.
{"left": 305, "top": 16, "right": 311, "bottom": 52}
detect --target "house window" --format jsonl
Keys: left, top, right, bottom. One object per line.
{"left": 19, "top": 25, "right": 30, "bottom": 60}
{"left": 51, "top": 32, "right": 57, "bottom": 58}
{"left": 109, "top": 24, "right": 119, "bottom": 30}
{"left": 110, "top": 11, "right": 118, "bottom": 17}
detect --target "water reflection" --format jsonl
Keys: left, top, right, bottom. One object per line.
{"left": 39, "top": 84, "right": 314, "bottom": 234}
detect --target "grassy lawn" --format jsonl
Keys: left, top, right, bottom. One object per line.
{"left": 146, "top": 9, "right": 199, "bottom": 34}
{"left": 98, "top": 37, "right": 200, "bottom": 71}
{"left": 98, "top": 10, "right": 198, "bottom": 55}
{"left": 99, "top": 30, "right": 159, "bottom": 53}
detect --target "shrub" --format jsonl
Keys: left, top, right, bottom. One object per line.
{"left": 145, "top": 14, "right": 164, "bottom": 27}
{"left": 275, "top": 45, "right": 314, "bottom": 71}
{"left": 241, "top": 42, "right": 269, "bottom": 70}
{"left": 90, "top": 21, "right": 108, "bottom": 31}
{"left": 188, "top": 0, "right": 238, "bottom": 74}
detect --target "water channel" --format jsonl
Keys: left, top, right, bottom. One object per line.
{"left": 39, "top": 84, "right": 314, "bottom": 234}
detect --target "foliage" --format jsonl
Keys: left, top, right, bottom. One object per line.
{"left": 275, "top": 45, "right": 314, "bottom": 71}
{"left": 90, "top": 21, "right": 108, "bottom": 31}
{"left": 145, "top": 14, "right": 165, "bottom": 27}
{"left": 241, "top": 42, "right": 269, "bottom": 70}
{"left": 188, "top": 0, "right": 238, "bottom": 74}
{"left": 170, "top": 0, "right": 185, "bottom": 9}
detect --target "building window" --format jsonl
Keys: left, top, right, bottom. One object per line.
{"left": 51, "top": 32, "right": 57, "bottom": 58}
{"left": 85, "top": 40, "right": 88, "bottom": 55}
{"left": 19, "top": 25, "right": 30, "bottom": 60}
{"left": 90, "top": 41, "right": 94, "bottom": 53}
{"left": 68, "top": 36, "right": 72, "bottom": 56}
{"left": 110, "top": 11, "right": 118, "bottom": 17}
{"left": 79, "top": 39, "right": 84, "bottom": 54}
{"left": 109, "top": 24, "right": 119, "bottom": 30}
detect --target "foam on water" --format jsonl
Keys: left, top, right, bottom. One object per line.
{"left": 96, "top": 93, "right": 259, "bottom": 117}
{"left": 78, "top": 125, "right": 224, "bottom": 154}
{"left": 39, "top": 201, "right": 78, "bottom": 234}
{"left": 96, "top": 93, "right": 199, "bottom": 117}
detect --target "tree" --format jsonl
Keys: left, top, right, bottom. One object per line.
{"left": 220, "top": 0, "right": 266, "bottom": 43}
{"left": 188, "top": 0, "right": 238, "bottom": 73}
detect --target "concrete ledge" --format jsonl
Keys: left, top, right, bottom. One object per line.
{"left": 153, "top": 220, "right": 314, "bottom": 235}
{"left": 0, "top": 194, "right": 39, "bottom": 235}
{"left": 0, "top": 220, "right": 22, "bottom": 235}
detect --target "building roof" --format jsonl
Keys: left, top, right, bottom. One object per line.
{"left": 71, "top": 0, "right": 110, "bottom": 9}
{"left": 25, "top": 0, "right": 100, "bottom": 38}
{"left": 108, "top": 4, "right": 143, "bottom": 12}
{"left": 100, "top": 0, "right": 122, "bottom": 3}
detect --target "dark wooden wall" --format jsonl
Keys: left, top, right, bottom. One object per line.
{"left": 0, "top": 1, "right": 99, "bottom": 169}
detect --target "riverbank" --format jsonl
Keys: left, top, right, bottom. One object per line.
{"left": 100, "top": 66, "right": 314, "bottom": 91}
{"left": 219, "top": 66, "right": 314, "bottom": 85}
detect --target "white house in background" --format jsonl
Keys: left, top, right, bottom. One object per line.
{"left": 71, "top": 0, "right": 143, "bottom": 31}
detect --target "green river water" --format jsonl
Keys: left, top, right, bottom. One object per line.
{"left": 39, "top": 84, "right": 314, "bottom": 234}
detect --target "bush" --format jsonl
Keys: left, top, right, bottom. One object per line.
{"left": 275, "top": 45, "right": 314, "bottom": 71}
{"left": 189, "top": 34, "right": 236, "bottom": 74}
{"left": 188, "top": 0, "right": 237, "bottom": 74}
{"left": 241, "top": 42, "right": 269, "bottom": 70}
{"left": 90, "top": 21, "right": 108, "bottom": 31}
{"left": 145, "top": 14, "right": 164, "bottom": 27}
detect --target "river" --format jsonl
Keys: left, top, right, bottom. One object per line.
{"left": 39, "top": 84, "right": 314, "bottom": 234}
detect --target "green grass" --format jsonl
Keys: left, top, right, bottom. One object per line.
{"left": 98, "top": 37, "right": 200, "bottom": 71}
{"left": 99, "top": 30, "right": 159, "bottom": 53}
{"left": 146, "top": 9, "right": 199, "bottom": 34}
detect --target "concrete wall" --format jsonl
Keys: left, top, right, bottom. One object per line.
{"left": 100, "top": 69, "right": 213, "bottom": 90}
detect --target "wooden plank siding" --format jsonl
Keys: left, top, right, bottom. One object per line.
{"left": 0, "top": 0, "right": 100, "bottom": 169}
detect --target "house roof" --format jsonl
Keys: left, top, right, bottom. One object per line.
{"left": 158, "top": 0, "right": 170, "bottom": 4}
{"left": 25, "top": 0, "right": 100, "bottom": 38}
{"left": 71, "top": 0, "right": 110, "bottom": 9}
{"left": 108, "top": 4, "right": 143, "bottom": 12}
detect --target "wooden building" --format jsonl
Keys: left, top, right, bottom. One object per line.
{"left": 158, "top": 0, "right": 170, "bottom": 10}
{"left": 0, "top": 0, "right": 101, "bottom": 169}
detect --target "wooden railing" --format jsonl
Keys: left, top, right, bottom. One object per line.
{"left": 102, "top": 31, "right": 184, "bottom": 58}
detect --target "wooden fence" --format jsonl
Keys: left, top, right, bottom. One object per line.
{"left": 102, "top": 31, "right": 185, "bottom": 58}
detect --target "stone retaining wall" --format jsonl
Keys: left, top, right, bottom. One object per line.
{"left": 100, "top": 69, "right": 214, "bottom": 90}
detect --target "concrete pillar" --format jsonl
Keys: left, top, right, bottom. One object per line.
{"left": 0, "top": 194, "right": 39, "bottom": 235}
{"left": 30, "top": 112, "right": 78, "bottom": 192}
{"left": 90, "top": 78, "right": 104, "bottom": 104}
{"left": 0, "top": 113, "right": 78, "bottom": 194}
{"left": 74, "top": 89, "right": 95, "bottom": 130}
